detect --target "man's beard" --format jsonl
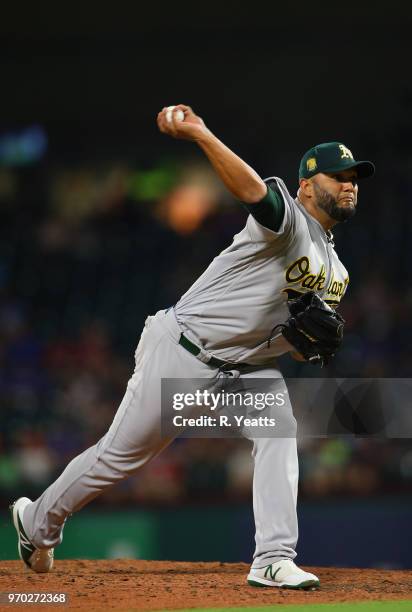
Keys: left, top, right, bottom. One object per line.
{"left": 313, "top": 184, "right": 356, "bottom": 222}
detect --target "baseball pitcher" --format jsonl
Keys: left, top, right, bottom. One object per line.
{"left": 10, "top": 104, "right": 374, "bottom": 589}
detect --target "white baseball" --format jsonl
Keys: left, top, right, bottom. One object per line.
{"left": 165, "top": 106, "right": 185, "bottom": 124}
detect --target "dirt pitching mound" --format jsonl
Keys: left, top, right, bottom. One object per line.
{"left": 0, "top": 560, "right": 411, "bottom": 611}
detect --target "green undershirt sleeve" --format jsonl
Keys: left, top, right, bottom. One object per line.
{"left": 242, "top": 184, "right": 285, "bottom": 232}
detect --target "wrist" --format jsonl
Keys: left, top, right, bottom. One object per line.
{"left": 290, "top": 351, "right": 306, "bottom": 362}
{"left": 195, "top": 128, "right": 216, "bottom": 147}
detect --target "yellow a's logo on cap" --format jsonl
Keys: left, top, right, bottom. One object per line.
{"left": 307, "top": 157, "right": 317, "bottom": 172}
{"left": 339, "top": 144, "right": 353, "bottom": 160}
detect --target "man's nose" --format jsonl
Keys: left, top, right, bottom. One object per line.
{"left": 342, "top": 180, "right": 356, "bottom": 190}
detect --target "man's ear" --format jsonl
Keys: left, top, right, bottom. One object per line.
{"left": 299, "top": 178, "right": 314, "bottom": 198}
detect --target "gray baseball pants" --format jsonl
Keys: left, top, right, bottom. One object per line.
{"left": 22, "top": 308, "right": 298, "bottom": 569}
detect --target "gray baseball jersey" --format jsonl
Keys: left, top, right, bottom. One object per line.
{"left": 175, "top": 176, "right": 349, "bottom": 365}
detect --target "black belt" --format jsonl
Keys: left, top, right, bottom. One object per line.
{"left": 178, "top": 333, "right": 231, "bottom": 369}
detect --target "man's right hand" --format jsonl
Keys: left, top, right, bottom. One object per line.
{"left": 157, "top": 105, "right": 211, "bottom": 142}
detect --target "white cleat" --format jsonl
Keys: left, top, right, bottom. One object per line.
{"left": 10, "top": 497, "right": 54, "bottom": 573}
{"left": 247, "top": 559, "right": 320, "bottom": 589}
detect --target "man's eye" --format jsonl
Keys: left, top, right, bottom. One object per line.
{"left": 334, "top": 174, "right": 357, "bottom": 185}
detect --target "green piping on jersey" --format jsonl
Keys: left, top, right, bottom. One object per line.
{"left": 242, "top": 185, "right": 285, "bottom": 232}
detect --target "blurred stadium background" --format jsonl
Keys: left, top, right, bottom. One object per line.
{"left": 1, "top": 3, "right": 412, "bottom": 569}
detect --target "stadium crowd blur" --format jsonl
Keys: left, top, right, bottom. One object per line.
{"left": 1, "top": 131, "right": 412, "bottom": 509}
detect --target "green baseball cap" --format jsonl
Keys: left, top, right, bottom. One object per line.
{"left": 299, "top": 142, "right": 375, "bottom": 180}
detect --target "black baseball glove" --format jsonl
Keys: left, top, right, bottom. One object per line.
{"left": 269, "top": 291, "right": 345, "bottom": 366}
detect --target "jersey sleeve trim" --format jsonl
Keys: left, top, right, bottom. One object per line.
{"left": 241, "top": 183, "right": 285, "bottom": 232}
